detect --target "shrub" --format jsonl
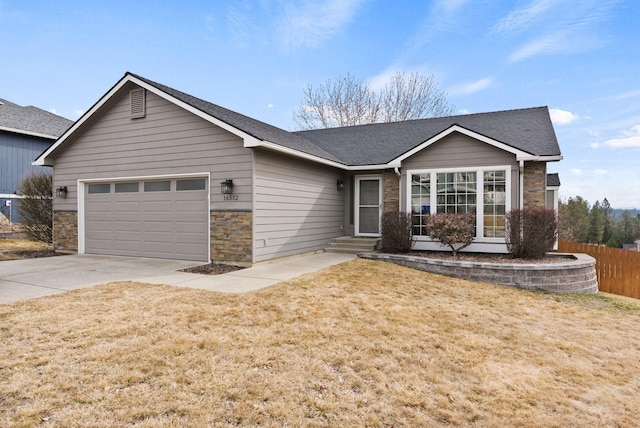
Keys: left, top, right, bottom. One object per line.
{"left": 505, "top": 208, "right": 558, "bottom": 259}
{"left": 427, "top": 212, "right": 475, "bottom": 257}
{"left": 17, "top": 172, "right": 53, "bottom": 243}
{"left": 381, "top": 210, "right": 413, "bottom": 252}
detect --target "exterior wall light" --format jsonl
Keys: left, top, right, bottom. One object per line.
{"left": 337, "top": 179, "right": 345, "bottom": 191}
{"left": 220, "top": 179, "right": 234, "bottom": 194}
{"left": 56, "top": 186, "right": 68, "bottom": 198}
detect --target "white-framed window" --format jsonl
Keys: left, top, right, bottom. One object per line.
{"left": 408, "top": 166, "right": 511, "bottom": 240}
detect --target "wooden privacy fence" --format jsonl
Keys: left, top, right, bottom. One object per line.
{"left": 557, "top": 240, "right": 640, "bottom": 299}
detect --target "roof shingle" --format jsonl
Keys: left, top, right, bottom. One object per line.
{"left": 0, "top": 98, "right": 73, "bottom": 139}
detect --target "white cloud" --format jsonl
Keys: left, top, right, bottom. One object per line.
{"left": 73, "top": 109, "right": 84, "bottom": 118}
{"left": 48, "top": 108, "right": 59, "bottom": 115}
{"left": 280, "top": 0, "right": 365, "bottom": 52}
{"left": 508, "top": 30, "right": 571, "bottom": 62}
{"left": 612, "top": 89, "right": 640, "bottom": 101}
{"left": 433, "top": 0, "right": 469, "bottom": 15}
{"left": 267, "top": 103, "right": 274, "bottom": 109}
{"left": 502, "top": 2, "right": 614, "bottom": 62}
{"left": 457, "top": 109, "right": 471, "bottom": 115}
{"left": 593, "top": 169, "right": 608, "bottom": 175}
{"left": 589, "top": 142, "right": 600, "bottom": 149}
{"left": 448, "top": 77, "right": 493, "bottom": 96}
{"left": 369, "top": 67, "right": 401, "bottom": 92}
{"left": 549, "top": 108, "right": 579, "bottom": 125}
{"left": 570, "top": 168, "right": 584, "bottom": 176}
{"left": 492, "top": 0, "right": 559, "bottom": 34}
{"left": 604, "top": 125, "right": 640, "bottom": 148}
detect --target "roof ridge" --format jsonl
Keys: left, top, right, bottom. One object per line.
{"left": 296, "top": 106, "right": 549, "bottom": 133}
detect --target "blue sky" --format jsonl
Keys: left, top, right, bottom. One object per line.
{"left": 2, "top": 0, "right": 639, "bottom": 207}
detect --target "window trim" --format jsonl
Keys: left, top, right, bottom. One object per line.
{"left": 406, "top": 165, "right": 512, "bottom": 242}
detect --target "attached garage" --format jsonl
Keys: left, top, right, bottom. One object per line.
{"left": 82, "top": 176, "right": 210, "bottom": 262}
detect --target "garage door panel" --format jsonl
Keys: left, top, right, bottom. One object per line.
{"left": 143, "top": 222, "right": 172, "bottom": 233}
{"left": 85, "top": 177, "right": 209, "bottom": 261}
{"left": 175, "top": 223, "right": 208, "bottom": 233}
{"left": 112, "top": 221, "right": 141, "bottom": 232}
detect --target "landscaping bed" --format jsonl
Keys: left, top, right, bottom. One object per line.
{"left": 180, "top": 262, "right": 245, "bottom": 275}
{"left": 361, "top": 251, "right": 598, "bottom": 294}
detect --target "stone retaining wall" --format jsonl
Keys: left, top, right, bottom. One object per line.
{"left": 360, "top": 252, "right": 598, "bottom": 294}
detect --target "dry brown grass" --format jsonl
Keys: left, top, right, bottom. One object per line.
{"left": 0, "top": 239, "right": 52, "bottom": 261}
{"left": 1, "top": 258, "right": 640, "bottom": 427}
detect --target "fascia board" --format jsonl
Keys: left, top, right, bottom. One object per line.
{"left": 391, "top": 125, "right": 536, "bottom": 164}
{"left": 33, "top": 74, "right": 263, "bottom": 167}
{"left": 129, "top": 76, "right": 263, "bottom": 147}
{"left": 249, "top": 140, "right": 348, "bottom": 169}
{"left": 1, "top": 126, "right": 57, "bottom": 140}
{"left": 246, "top": 140, "right": 401, "bottom": 171}
{"left": 33, "top": 75, "right": 133, "bottom": 166}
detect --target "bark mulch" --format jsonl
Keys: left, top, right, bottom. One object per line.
{"left": 181, "top": 263, "right": 245, "bottom": 275}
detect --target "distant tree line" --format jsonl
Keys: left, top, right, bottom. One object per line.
{"left": 559, "top": 196, "right": 640, "bottom": 247}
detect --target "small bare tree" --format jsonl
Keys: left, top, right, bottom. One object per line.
{"left": 294, "top": 71, "right": 454, "bottom": 130}
{"left": 17, "top": 172, "right": 53, "bottom": 243}
{"left": 427, "top": 213, "right": 476, "bottom": 257}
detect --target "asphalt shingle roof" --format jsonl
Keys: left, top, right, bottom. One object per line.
{"left": 131, "top": 73, "right": 560, "bottom": 167}
{"left": 0, "top": 98, "right": 73, "bottom": 139}
{"left": 294, "top": 107, "right": 561, "bottom": 166}
{"left": 547, "top": 173, "right": 561, "bottom": 187}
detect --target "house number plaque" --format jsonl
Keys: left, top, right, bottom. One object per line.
{"left": 223, "top": 194, "right": 239, "bottom": 201}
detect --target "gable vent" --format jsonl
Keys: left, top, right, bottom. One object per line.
{"left": 130, "top": 88, "right": 146, "bottom": 119}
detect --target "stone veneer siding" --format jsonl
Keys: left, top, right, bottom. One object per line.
{"left": 524, "top": 161, "right": 546, "bottom": 208}
{"left": 210, "top": 210, "right": 252, "bottom": 264}
{"left": 383, "top": 170, "right": 400, "bottom": 212}
{"left": 53, "top": 211, "right": 78, "bottom": 252}
{"left": 360, "top": 252, "right": 598, "bottom": 294}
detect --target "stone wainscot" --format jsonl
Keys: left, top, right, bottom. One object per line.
{"left": 360, "top": 252, "right": 598, "bottom": 294}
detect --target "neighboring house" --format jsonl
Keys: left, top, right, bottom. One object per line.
{"left": 35, "top": 72, "right": 562, "bottom": 263}
{"left": 622, "top": 240, "right": 640, "bottom": 251}
{"left": 0, "top": 98, "right": 73, "bottom": 222}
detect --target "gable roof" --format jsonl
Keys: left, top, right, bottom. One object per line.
{"left": 295, "top": 107, "right": 561, "bottom": 166}
{"left": 0, "top": 98, "right": 73, "bottom": 139}
{"left": 35, "top": 72, "right": 562, "bottom": 168}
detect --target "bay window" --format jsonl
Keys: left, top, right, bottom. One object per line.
{"left": 410, "top": 167, "right": 510, "bottom": 240}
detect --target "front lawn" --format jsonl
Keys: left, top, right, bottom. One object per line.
{"left": 0, "top": 239, "right": 55, "bottom": 261}
{"left": 1, "top": 259, "right": 639, "bottom": 426}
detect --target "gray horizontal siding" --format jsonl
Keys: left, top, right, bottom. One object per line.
{"left": 254, "top": 150, "right": 345, "bottom": 262}
{"left": 401, "top": 132, "right": 517, "bottom": 169}
{"left": 52, "top": 85, "right": 253, "bottom": 212}
{"left": 400, "top": 131, "right": 520, "bottom": 210}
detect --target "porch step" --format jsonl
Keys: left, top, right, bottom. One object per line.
{"left": 325, "top": 237, "right": 381, "bottom": 254}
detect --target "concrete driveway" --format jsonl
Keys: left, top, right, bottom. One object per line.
{"left": 0, "top": 252, "right": 356, "bottom": 304}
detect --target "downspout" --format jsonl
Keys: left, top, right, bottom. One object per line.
{"left": 519, "top": 160, "right": 524, "bottom": 210}
{"left": 394, "top": 167, "right": 401, "bottom": 211}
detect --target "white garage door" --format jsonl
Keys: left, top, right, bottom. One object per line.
{"left": 84, "top": 177, "right": 209, "bottom": 261}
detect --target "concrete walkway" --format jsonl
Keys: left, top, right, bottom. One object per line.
{"left": 0, "top": 252, "right": 356, "bottom": 304}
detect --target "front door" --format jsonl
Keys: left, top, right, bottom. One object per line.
{"left": 355, "top": 176, "right": 382, "bottom": 236}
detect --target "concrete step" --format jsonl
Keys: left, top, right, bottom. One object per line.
{"left": 324, "top": 237, "right": 380, "bottom": 254}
